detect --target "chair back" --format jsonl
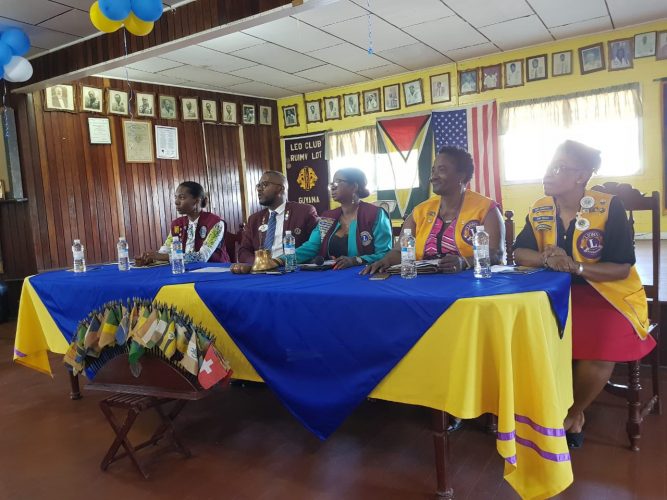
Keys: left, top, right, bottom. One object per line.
{"left": 224, "top": 223, "right": 245, "bottom": 262}
{"left": 591, "top": 182, "right": 661, "bottom": 324}
{"left": 504, "top": 210, "right": 515, "bottom": 265}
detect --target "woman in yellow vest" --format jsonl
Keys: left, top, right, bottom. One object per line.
{"left": 364, "top": 145, "right": 505, "bottom": 275}
{"left": 513, "top": 140, "right": 654, "bottom": 448}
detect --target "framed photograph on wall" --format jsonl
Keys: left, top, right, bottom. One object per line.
{"left": 259, "top": 105, "right": 272, "bottom": 125}
{"left": 657, "top": 31, "right": 667, "bottom": 60}
{"left": 201, "top": 99, "right": 218, "bottom": 122}
{"left": 403, "top": 79, "right": 424, "bottom": 106}
{"left": 305, "top": 100, "right": 322, "bottom": 123}
{"left": 159, "top": 95, "right": 177, "bottom": 120}
{"left": 324, "top": 96, "right": 341, "bottom": 119}
{"left": 634, "top": 32, "right": 656, "bottom": 58}
{"left": 44, "top": 84, "right": 76, "bottom": 112}
{"left": 282, "top": 104, "right": 299, "bottom": 128}
{"left": 383, "top": 85, "right": 400, "bottom": 111}
{"left": 504, "top": 60, "right": 523, "bottom": 88}
{"left": 552, "top": 51, "right": 572, "bottom": 77}
{"left": 458, "top": 68, "right": 479, "bottom": 95}
{"left": 81, "top": 85, "right": 103, "bottom": 113}
{"left": 362, "top": 88, "right": 381, "bottom": 114}
{"left": 480, "top": 65, "right": 500, "bottom": 91}
{"left": 222, "top": 101, "right": 237, "bottom": 124}
{"left": 136, "top": 92, "right": 155, "bottom": 117}
{"left": 579, "top": 43, "right": 605, "bottom": 74}
{"left": 608, "top": 38, "right": 633, "bottom": 71}
{"left": 526, "top": 54, "right": 547, "bottom": 82}
{"left": 343, "top": 93, "right": 360, "bottom": 117}
{"left": 122, "top": 120, "right": 154, "bottom": 163}
{"left": 108, "top": 89, "right": 129, "bottom": 115}
{"left": 242, "top": 104, "right": 256, "bottom": 125}
{"left": 429, "top": 73, "right": 451, "bottom": 103}
{"left": 181, "top": 97, "right": 199, "bottom": 121}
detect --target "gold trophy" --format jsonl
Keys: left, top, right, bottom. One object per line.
{"left": 251, "top": 222, "right": 278, "bottom": 273}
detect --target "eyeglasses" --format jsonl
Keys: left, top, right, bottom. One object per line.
{"left": 256, "top": 181, "right": 282, "bottom": 190}
{"left": 329, "top": 180, "right": 351, "bottom": 189}
{"left": 546, "top": 165, "right": 582, "bottom": 177}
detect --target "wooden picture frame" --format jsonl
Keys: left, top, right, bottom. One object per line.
{"left": 608, "top": 38, "right": 633, "bottom": 71}
{"left": 181, "top": 97, "right": 199, "bottom": 121}
{"left": 362, "top": 88, "right": 381, "bottom": 114}
{"left": 343, "top": 93, "right": 360, "bottom": 117}
{"left": 323, "top": 96, "right": 341, "bottom": 120}
{"left": 242, "top": 104, "right": 256, "bottom": 125}
{"left": 657, "top": 31, "right": 667, "bottom": 61}
{"left": 552, "top": 51, "right": 573, "bottom": 77}
{"left": 122, "top": 120, "right": 154, "bottom": 163}
{"left": 259, "top": 105, "right": 272, "bottom": 125}
{"left": 136, "top": 92, "right": 156, "bottom": 118}
{"left": 222, "top": 101, "right": 237, "bottom": 124}
{"left": 383, "top": 84, "right": 401, "bottom": 111}
{"left": 480, "top": 65, "right": 500, "bottom": 92}
{"left": 579, "top": 42, "right": 605, "bottom": 74}
{"left": 458, "top": 68, "right": 479, "bottom": 95}
{"left": 44, "top": 84, "right": 76, "bottom": 112}
{"left": 305, "top": 100, "right": 322, "bottom": 123}
{"left": 201, "top": 99, "right": 218, "bottom": 122}
{"left": 526, "top": 54, "right": 548, "bottom": 82}
{"left": 634, "top": 32, "right": 656, "bottom": 58}
{"left": 403, "top": 79, "right": 424, "bottom": 106}
{"left": 429, "top": 73, "right": 451, "bottom": 103}
{"left": 282, "top": 104, "right": 299, "bottom": 128}
{"left": 108, "top": 89, "right": 129, "bottom": 116}
{"left": 81, "top": 85, "right": 103, "bottom": 113}
{"left": 158, "top": 95, "right": 178, "bottom": 120}
{"left": 504, "top": 60, "right": 524, "bottom": 88}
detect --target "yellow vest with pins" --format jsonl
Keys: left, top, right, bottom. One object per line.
{"left": 413, "top": 191, "right": 495, "bottom": 260}
{"left": 528, "top": 190, "right": 648, "bottom": 339}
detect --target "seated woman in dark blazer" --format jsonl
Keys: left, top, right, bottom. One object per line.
{"left": 364, "top": 146, "right": 504, "bottom": 275}
{"left": 513, "top": 140, "right": 654, "bottom": 447}
{"left": 290, "top": 168, "right": 392, "bottom": 270}
{"left": 140, "top": 181, "right": 229, "bottom": 263}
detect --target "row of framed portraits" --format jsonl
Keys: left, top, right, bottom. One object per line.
{"left": 43, "top": 85, "right": 273, "bottom": 125}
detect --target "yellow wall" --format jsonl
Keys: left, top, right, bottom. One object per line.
{"left": 278, "top": 20, "right": 667, "bottom": 234}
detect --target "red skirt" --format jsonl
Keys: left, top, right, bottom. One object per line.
{"left": 571, "top": 283, "right": 656, "bottom": 362}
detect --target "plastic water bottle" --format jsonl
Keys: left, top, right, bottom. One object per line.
{"left": 283, "top": 230, "right": 297, "bottom": 272}
{"left": 400, "top": 228, "right": 417, "bottom": 279}
{"left": 72, "top": 239, "right": 86, "bottom": 273}
{"left": 117, "top": 237, "right": 130, "bottom": 271}
{"left": 473, "top": 225, "right": 492, "bottom": 278}
{"left": 171, "top": 236, "right": 185, "bottom": 275}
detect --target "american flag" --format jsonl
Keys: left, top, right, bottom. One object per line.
{"left": 432, "top": 102, "right": 502, "bottom": 204}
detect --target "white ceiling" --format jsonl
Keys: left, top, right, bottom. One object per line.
{"left": 3, "top": 0, "right": 667, "bottom": 98}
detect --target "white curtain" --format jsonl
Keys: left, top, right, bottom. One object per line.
{"left": 326, "top": 127, "right": 379, "bottom": 190}
{"left": 499, "top": 84, "right": 642, "bottom": 180}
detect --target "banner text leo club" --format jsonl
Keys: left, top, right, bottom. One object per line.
{"left": 285, "top": 133, "right": 329, "bottom": 214}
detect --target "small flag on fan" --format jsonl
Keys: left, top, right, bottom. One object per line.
{"left": 198, "top": 345, "right": 232, "bottom": 389}
{"left": 135, "top": 309, "right": 158, "bottom": 346}
{"left": 180, "top": 331, "right": 199, "bottom": 376}
{"left": 159, "top": 320, "right": 177, "bottom": 359}
{"left": 83, "top": 314, "right": 102, "bottom": 351}
{"left": 116, "top": 305, "right": 130, "bottom": 345}
{"left": 98, "top": 305, "right": 120, "bottom": 348}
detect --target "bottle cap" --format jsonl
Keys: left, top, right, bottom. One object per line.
{"left": 119, "top": 236, "right": 126, "bottom": 241}
{"left": 285, "top": 230, "right": 292, "bottom": 235}
{"left": 403, "top": 228, "right": 412, "bottom": 235}
{"left": 476, "top": 225, "right": 485, "bottom": 231}
{"left": 73, "top": 239, "right": 80, "bottom": 244}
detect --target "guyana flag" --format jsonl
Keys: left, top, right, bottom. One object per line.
{"left": 98, "top": 306, "right": 120, "bottom": 348}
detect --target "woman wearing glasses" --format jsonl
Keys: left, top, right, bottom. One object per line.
{"left": 292, "top": 168, "right": 392, "bottom": 269}
{"left": 513, "top": 140, "right": 654, "bottom": 448}
{"left": 139, "top": 181, "right": 230, "bottom": 264}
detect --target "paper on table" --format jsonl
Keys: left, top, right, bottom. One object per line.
{"left": 190, "top": 267, "right": 231, "bottom": 273}
{"left": 491, "top": 265, "right": 543, "bottom": 274}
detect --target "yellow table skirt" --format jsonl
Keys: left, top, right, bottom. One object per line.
{"left": 14, "top": 278, "right": 573, "bottom": 499}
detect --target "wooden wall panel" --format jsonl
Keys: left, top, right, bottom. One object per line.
{"left": 1, "top": 77, "right": 280, "bottom": 277}
{"left": 0, "top": 201, "right": 36, "bottom": 279}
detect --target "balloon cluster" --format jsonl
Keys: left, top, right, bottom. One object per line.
{"left": 0, "top": 28, "right": 33, "bottom": 83}
{"left": 90, "top": 0, "right": 163, "bottom": 36}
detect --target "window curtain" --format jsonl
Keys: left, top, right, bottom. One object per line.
{"left": 326, "top": 127, "right": 378, "bottom": 189}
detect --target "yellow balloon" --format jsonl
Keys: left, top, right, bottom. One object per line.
{"left": 89, "top": 1, "right": 122, "bottom": 33}
{"left": 124, "top": 13, "right": 154, "bottom": 36}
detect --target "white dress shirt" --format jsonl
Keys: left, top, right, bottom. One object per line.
{"left": 268, "top": 202, "right": 287, "bottom": 257}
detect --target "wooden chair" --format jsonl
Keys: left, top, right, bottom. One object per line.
{"left": 592, "top": 182, "right": 661, "bottom": 451}
{"left": 504, "top": 210, "right": 515, "bottom": 265}
{"left": 224, "top": 223, "right": 245, "bottom": 262}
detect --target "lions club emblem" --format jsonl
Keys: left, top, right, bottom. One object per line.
{"left": 461, "top": 220, "right": 480, "bottom": 245}
{"left": 296, "top": 167, "right": 318, "bottom": 191}
{"left": 577, "top": 229, "right": 604, "bottom": 260}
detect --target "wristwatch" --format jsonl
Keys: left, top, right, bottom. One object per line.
{"left": 576, "top": 263, "right": 584, "bottom": 275}
{"left": 354, "top": 256, "right": 363, "bottom": 265}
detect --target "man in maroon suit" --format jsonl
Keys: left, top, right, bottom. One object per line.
{"left": 238, "top": 171, "right": 318, "bottom": 264}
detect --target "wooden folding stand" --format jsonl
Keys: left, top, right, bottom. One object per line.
{"left": 87, "top": 354, "right": 217, "bottom": 478}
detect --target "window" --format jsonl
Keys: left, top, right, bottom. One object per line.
{"left": 499, "top": 85, "right": 642, "bottom": 182}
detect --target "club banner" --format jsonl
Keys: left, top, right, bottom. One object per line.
{"left": 284, "top": 133, "right": 330, "bottom": 214}
{"left": 663, "top": 82, "right": 667, "bottom": 209}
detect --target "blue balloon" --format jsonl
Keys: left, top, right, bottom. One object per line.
{"left": 131, "top": 0, "right": 163, "bottom": 22}
{"left": 0, "top": 42, "right": 12, "bottom": 67}
{"left": 0, "top": 28, "right": 31, "bottom": 57}
{"left": 99, "top": 0, "right": 132, "bottom": 22}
